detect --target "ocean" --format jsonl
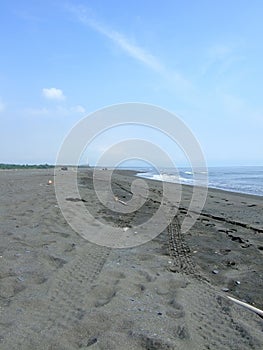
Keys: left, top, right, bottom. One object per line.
{"left": 136, "top": 166, "right": 263, "bottom": 197}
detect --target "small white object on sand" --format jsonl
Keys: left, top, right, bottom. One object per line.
{"left": 114, "top": 196, "right": 127, "bottom": 206}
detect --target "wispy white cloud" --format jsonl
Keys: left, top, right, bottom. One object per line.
{"left": 42, "top": 87, "right": 66, "bottom": 101}
{"left": 26, "top": 107, "right": 49, "bottom": 116}
{"left": 67, "top": 5, "right": 195, "bottom": 100}
{"left": 25, "top": 104, "right": 86, "bottom": 117}
{"left": 92, "top": 24, "right": 164, "bottom": 73}
{"left": 200, "top": 42, "right": 245, "bottom": 78}
{"left": 26, "top": 88, "right": 85, "bottom": 117}
{"left": 0, "top": 98, "right": 5, "bottom": 112}
{"left": 71, "top": 105, "right": 86, "bottom": 114}
{"left": 69, "top": 5, "right": 164, "bottom": 73}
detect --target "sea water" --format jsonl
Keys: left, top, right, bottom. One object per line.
{"left": 136, "top": 166, "right": 263, "bottom": 197}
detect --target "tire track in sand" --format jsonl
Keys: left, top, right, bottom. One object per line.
{"left": 1, "top": 243, "right": 110, "bottom": 349}
{"left": 167, "top": 217, "right": 262, "bottom": 350}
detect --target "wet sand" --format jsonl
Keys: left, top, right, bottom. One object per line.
{"left": 0, "top": 168, "right": 262, "bottom": 349}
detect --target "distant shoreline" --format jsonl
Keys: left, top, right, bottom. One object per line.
{"left": 0, "top": 163, "right": 55, "bottom": 170}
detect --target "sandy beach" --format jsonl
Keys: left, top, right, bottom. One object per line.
{"left": 0, "top": 168, "right": 262, "bottom": 349}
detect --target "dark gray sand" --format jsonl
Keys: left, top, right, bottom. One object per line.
{"left": 0, "top": 169, "right": 262, "bottom": 349}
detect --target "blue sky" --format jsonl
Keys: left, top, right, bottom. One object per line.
{"left": 0, "top": 0, "right": 262, "bottom": 166}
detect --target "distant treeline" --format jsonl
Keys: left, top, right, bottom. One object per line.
{"left": 0, "top": 163, "right": 54, "bottom": 169}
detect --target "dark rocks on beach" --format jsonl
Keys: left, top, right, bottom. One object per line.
{"left": 65, "top": 197, "right": 87, "bottom": 202}
{"left": 226, "top": 260, "right": 236, "bottom": 267}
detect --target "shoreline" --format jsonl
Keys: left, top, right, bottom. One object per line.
{"left": 1, "top": 166, "right": 262, "bottom": 198}
{"left": 135, "top": 171, "right": 263, "bottom": 200}
{"left": 135, "top": 172, "right": 263, "bottom": 199}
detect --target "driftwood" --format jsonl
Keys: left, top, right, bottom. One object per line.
{"left": 114, "top": 196, "right": 128, "bottom": 206}
{"left": 227, "top": 296, "right": 263, "bottom": 318}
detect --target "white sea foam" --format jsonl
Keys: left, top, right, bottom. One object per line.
{"left": 136, "top": 166, "right": 263, "bottom": 196}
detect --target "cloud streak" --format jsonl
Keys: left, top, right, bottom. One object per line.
{"left": 69, "top": 5, "right": 164, "bottom": 74}
{"left": 67, "top": 4, "right": 193, "bottom": 93}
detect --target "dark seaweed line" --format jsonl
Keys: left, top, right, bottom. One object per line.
{"left": 198, "top": 211, "right": 263, "bottom": 233}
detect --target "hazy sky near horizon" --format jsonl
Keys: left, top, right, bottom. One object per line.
{"left": 0, "top": 1, "right": 262, "bottom": 166}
